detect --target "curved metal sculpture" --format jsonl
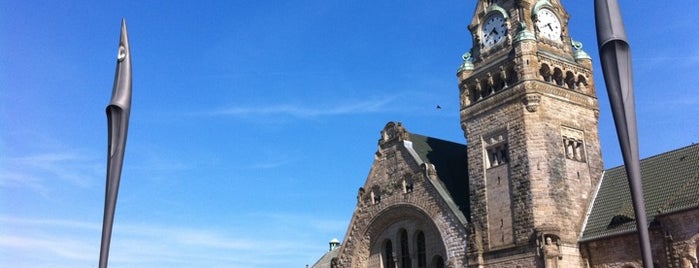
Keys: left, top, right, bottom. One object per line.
{"left": 99, "top": 18, "right": 132, "bottom": 268}
{"left": 595, "top": 1, "right": 653, "bottom": 267}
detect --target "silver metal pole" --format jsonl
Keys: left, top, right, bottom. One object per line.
{"left": 99, "top": 18, "right": 132, "bottom": 268}
{"left": 594, "top": 1, "right": 654, "bottom": 267}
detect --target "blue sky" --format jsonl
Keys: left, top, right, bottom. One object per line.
{"left": 1, "top": 1, "right": 698, "bottom": 267}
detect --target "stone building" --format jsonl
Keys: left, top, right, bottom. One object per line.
{"left": 313, "top": 0, "right": 699, "bottom": 267}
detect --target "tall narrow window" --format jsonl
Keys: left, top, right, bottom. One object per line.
{"left": 416, "top": 232, "right": 426, "bottom": 268}
{"left": 400, "top": 230, "right": 411, "bottom": 268}
{"left": 384, "top": 240, "right": 395, "bottom": 268}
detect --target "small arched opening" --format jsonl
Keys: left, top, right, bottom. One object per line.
{"left": 553, "top": 67, "right": 564, "bottom": 86}
{"left": 539, "top": 63, "right": 551, "bottom": 82}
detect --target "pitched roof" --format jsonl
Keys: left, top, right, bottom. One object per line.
{"left": 581, "top": 143, "right": 699, "bottom": 241}
{"left": 407, "top": 133, "right": 470, "bottom": 222}
{"left": 310, "top": 247, "right": 340, "bottom": 268}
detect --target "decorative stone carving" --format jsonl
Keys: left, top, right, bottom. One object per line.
{"left": 422, "top": 163, "right": 437, "bottom": 180}
{"left": 541, "top": 235, "right": 562, "bottom": 268}
{"left": 522, "top": 94, "right": 542, "bottom": 112}
{"left": 357, "top": 187, "right": 365, "bottom": 203}
{"left": 380, "top": 122, "right": 408, "bottom": 148}
{"left": 680, "top": 233, "right": 699, "bottom": 268}
{"left": 458, "top": 51, "right": 474, "bottom": 73}
{"left": 572, "top": 39, "right": 592, "bottom": 60}
{"left": 535, "top": 225, "right": 561, "bottom": 257}
{"left": 330, "top": 257, "right": 338, "bottom": 268}
{"left": 474, "top": 78, "right": 482, "bottom": 101}
{"left": 446, "top": 259, "right": 456, "bottom": 268}
{"left": 500, "top": 66, "right": 509, "bottom": 88}
{"left": 461, "top": 91, "right": 471, "bottom": 107}
{"left": 486, "top": 73, "right": 495, "bottom": 94}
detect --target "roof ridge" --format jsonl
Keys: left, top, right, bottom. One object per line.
{"left": 408, "top": 132, "right": 466, "bottom": 147}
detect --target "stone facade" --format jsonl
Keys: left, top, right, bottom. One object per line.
{"left": 320, "top": 1, "right": 699, "bottom": 268}
{"left": 583, "top": 209, "right": 699, "bottom": 268}
{"left": 459, "top": 0, "right": 602, "bottom": 267}
{"left": 334, "top": 122, "right": 469, "bottom": 268}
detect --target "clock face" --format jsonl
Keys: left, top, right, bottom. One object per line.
{"left": 535, "top": 8, "right": 561, "bottom": 41}
{"left": 481, "top": 13, "right": 507, "bottom": 48}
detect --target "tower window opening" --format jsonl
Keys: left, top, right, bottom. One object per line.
{"left": 563, "top": 137, "right": 586, "bottom": 162}
{"left": 486, "top": 144, "right": 509, "bottom": 168}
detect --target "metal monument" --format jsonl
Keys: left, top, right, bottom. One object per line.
{"left": 99, "top": 19, "right": 132, "bottom": 268}
{"left": 595, "top": 1, "right": 653, "bottom": 267}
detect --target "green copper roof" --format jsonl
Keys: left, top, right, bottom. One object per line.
{"left": 581, "top": 143, "right": 699, "bottom": 242}
{"left": 572, "top": 39, "right": 592, "bottom": 60}
{"left": 408, "top": 133, "right": 470, "bottom": 220}
{"left": 532, "top": 0, "right": 553, "bottom": 16}
{"left": 457, "top": 51, "right": 474, "bottom": 73}
{"left": 514, "top": 22, "right": 536, "bottom": 42}
{"left": 485, "top": 3, "right": 508, "bottom": 19}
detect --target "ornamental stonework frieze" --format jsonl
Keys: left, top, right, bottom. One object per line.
{"left": 522, "top": 93, "right": 542, "bottom": 112}
{"left": 460, "top": 63, "right": 519, "bottom": 107}
{"left": 535, "top": 82, "right": 598, "bottom": 109}
{"left": 537, "top": 55, "right": 593, "bottom": 95}
{"left": 379, "top": 121, "right": 408, "bottom": 149}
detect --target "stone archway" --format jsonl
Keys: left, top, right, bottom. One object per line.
{"left": 339, "top": 202, "right": 468, "bottom": 268}
{"left": 365, "top": 205, "right": 446, "bottom": 268}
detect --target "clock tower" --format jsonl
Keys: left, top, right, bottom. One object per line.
{"left": 458, "top": 0, "right": 603, "bottom": 267}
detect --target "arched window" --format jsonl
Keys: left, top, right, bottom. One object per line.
{"left": 553, "top": 68, "right": 564, "bottom": 86}
{"left": 576, "top": 75, "right": 588, "bottom": 91}
{"left": 400, "top": 230, "right": 412, "bottom": 268}
{"left": 416, "top": 231, "right": 426, "bottom": 268}
{"left": 565, "top": 71, "right": 575, "bottom": 89}
{"left": 539, "top": 64, "right": 551, "bottom": 82}
{"left": 384, "top": 240, "right": 395, "bottom": 268}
